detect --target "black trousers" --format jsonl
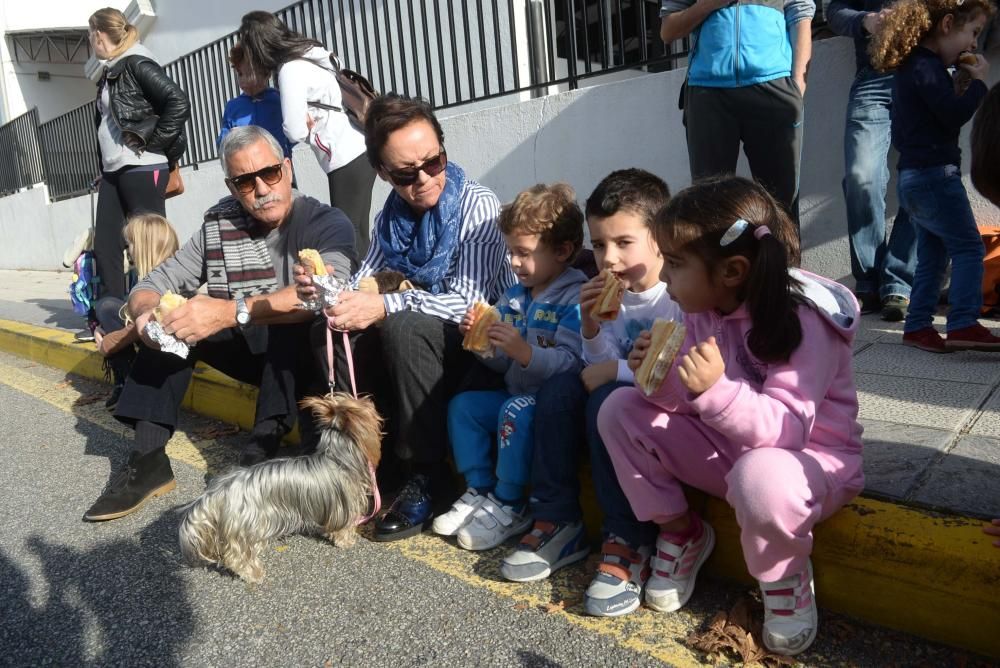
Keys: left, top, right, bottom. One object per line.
{"left": 116, "top": 322, "right": 324, "bottom": 454}
{"left": 94, "top": 165, "right": 167, "bottom": 301}
{"left": 327, "top": 153, "right": 377, "bottom": 258}
{"left": 312, "top": 311, "right": 499, "bottom": 467}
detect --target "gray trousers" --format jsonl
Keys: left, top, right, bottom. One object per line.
{"left": 684, "top": 77, "right": 804, "bottom": 228}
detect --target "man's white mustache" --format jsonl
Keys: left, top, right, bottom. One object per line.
{"left": 252, "top": 193, "right": 281, "bottom": 210}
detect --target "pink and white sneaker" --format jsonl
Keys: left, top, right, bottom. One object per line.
{"left": 759, "top": 559, "right": 818, "bottom": 656}
{"left": 644, "top": 513, "right": 715, "bottom": 612}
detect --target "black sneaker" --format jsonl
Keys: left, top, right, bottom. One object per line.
{"left": 83, "top": 450, "right": 176, "bottom": 522}
{"left": 855, "top": 292, "right": 880, "bottom": 315}
{"left": 881, "top": 295, "right": 909, "bottom": 322}
{"left": 104, "top": 384, "right": 124, "bottom": 411}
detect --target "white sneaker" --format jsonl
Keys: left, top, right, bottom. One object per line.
{"left": 431, "top": 488, "right": 486, "bottom": 536}
{"left": 584, "top": 536, "right": 652, "bottom": 617}
{"left": 500, "top": 520, "right": 589, "bottom": 582}
{"left": 760, "top": 559, "right": 818, "bottom": 656}
{"left": 645, "top": 515, "right": 715, "bottom": 613}
{"left": 456, "top": 494, "right": 532, "bottom": 551}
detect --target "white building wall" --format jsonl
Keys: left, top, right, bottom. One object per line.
{"left": 2, "top": 37, "right": 998, "bottom": 289}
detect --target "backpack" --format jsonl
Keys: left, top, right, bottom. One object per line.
{"left": 306, "top": 55, "right": 378, "bottom": 133}
{"left": 980, "top": 225, "right": 1000, "bottom": 315}
{"left": 69, "top": 250, "right": 99, "bottom": 316}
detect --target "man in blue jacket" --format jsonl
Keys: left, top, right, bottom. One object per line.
{"left": 827, "top": 0, "right": 915, "bottom": 322}
{"left": 661, "top": 0, "right": 813, "bottom": 228}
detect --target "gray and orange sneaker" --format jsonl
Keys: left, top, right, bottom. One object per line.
{"left": 584, "top": 535, "right": 652, "bottom": 617}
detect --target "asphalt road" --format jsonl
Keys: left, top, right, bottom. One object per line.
{"left": 0, "top": 350, "right": 988, "bottom": 667}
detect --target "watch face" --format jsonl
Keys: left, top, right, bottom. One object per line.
{"left": 237, "top": 312, "right": 250, "bottom": 325}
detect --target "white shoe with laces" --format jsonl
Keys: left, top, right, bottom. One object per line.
{"left": 431, "top": 488, "right": 487, "bottom": 536}
{"left": 456, "top": 494, "right": 532, "bottom": 551}
{"left": 759, "top": 559, "right": 818, "bottom": 656}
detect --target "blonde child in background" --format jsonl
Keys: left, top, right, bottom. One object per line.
{"left": 500, "top": 169, "right": 683, "bottom": 620}
{"left": 870, "top": 0, "right": 999, "bottom": 351}
{"left": 435, "top": 184, "right": 588, "bottom": 550}
{"left": 600, "top": 176, "right": 864, "bottom": 655}
{"left": 93, "top": 213, "right": 179, "bottom": 409}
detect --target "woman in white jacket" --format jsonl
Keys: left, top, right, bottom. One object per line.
{"left": 238, "top": 11, "right": 376, "bottom": 252}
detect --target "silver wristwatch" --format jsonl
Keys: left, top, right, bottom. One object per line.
{"left": 235, "top": 297, "right": 251, "bottom": 327}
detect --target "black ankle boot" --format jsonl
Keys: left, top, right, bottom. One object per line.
{"left": 239, "top": 419, "right": 288, "bottom": 467}
{"left": 83, "top": 449, "right": 175, "bottom": 522}
{"left": 104, "top": 353, "right": 132, "bottom": 411}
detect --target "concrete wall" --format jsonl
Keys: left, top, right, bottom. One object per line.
{"left": 3, "top": 36, "right": 999, "bottom": 287}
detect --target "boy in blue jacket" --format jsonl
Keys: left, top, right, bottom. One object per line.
{"left": 217, "top": 44, "right": 294, "bottom": 159}
{"left": 661, "top": 0, "right": 813, "bottom": 227}
{"left": 436, "top": 183, "right": 588, "bottom": 551}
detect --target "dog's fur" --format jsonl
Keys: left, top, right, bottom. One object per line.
{"left": 178, "top": 393, "right": 383, "bottom": 583}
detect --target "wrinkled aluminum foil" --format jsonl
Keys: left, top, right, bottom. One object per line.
{"left": 300, "top": 274, "right": 351, "bottom": 312}
{"left": 145, "top": 320, "right": 190, "bottom": 359}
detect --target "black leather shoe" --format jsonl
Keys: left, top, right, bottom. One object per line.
{"left": 83, "top": 450, "right": 175, "bottom": 521}
{"left": 373, "top": 474, "right": 433, "bottom": 542}
{"left": 104, "top": 384, "right": 124, "bottom": 411}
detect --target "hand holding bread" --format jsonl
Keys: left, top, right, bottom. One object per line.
{"left": 153, "top": 291, "right": 187, "bottom": 322}
{"left": 590, "top": 269, "right": 625, "bottom": 322}
{"left": 635, "top": 319, "right": 688, "bottom": 396}
{"left": 462, "top": 302, "right": 501, "bottom": 356}
{"left": 676, "top": 336, "right": 724, "bottom": 396}
{"left": 298, "top": 248, "right": 328, "bottom": 276}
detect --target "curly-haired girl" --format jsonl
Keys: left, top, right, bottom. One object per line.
{"left": 869, "top": 0, "right": 1000, "bottom": 351}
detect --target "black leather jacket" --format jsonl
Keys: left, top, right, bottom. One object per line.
{"left": 95, "top": 55, "right": 190, "bottom": 166}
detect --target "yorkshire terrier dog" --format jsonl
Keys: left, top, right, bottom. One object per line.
{"left": 178, "top": 393, "right": 383, "bottom": 583}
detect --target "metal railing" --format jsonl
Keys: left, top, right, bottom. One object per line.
{"left": 0, "top": 109, "right": 46, "bottom": 196}
{"left": 2, "top": 0, "right": 832, "bottom": 201}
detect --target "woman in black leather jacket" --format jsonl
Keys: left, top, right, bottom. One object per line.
{"left": 88, "top": 8, "right": 190, "bottom": 308}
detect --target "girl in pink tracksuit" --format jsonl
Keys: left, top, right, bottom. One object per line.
{"left": 599, "top": 175, "right": 864, "bottom": 657}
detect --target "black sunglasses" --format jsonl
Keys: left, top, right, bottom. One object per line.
{"left": 227, "top": 163, "right": 284, "bottom": 194}
{"left": 384, "top": 151, "right": 447, "bottom": 186}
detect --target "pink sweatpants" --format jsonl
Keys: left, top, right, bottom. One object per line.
{"left": 598, "top": 387, "right": 864, "bottom": 582}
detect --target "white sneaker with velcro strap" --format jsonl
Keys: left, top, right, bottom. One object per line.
{"left": 432, "top": 488, "right": 487, "bottom": 536}
{"left": 644, "top": 514, "right": 715, "bottom": 613}
{"left": 456, "top": 494, "right": 532, "bottom": 551}
{"left": 759, "top": 559, "right": 818, "bottom": 656}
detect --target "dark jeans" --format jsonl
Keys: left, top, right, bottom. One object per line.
{"left": 328, "top": 153, "right": 377, "bottom": 258}
{"left": 531, "top": 371, "right": 657, "bottom": 547}
{"left": 94, "top": 165, "right": 167, "bottom": 301}
{"left": 843, "top": 67, "right": 916, "bottom": 299}
{"left": 312, "top": 310, "right": 489, "bottom": 468}
{"left": 116, "top": 321, "right": 322, "bottom": 455}
{"left": 898, "top": 165, "right": 985, "bottom": 333}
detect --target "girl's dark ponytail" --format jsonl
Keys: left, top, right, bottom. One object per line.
{"left": 745, "top": 230, "right": 802, "bottom": 363}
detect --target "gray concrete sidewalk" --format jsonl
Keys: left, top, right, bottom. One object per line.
{"left": 3, "top": 268, "right": 999, "bottom": 519}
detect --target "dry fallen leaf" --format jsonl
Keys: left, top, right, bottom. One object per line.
{"left": 275, "top": 545, "right": 289, "bottom": 553}
{"left": 55, "top": 381, "right": 70, "bottom": 389}
{"left": 73, "top": 393, "right": 104, "bottom": 406}
{"left": 513, "top": 602, "right": 530, "bottom": 611}
{"left": 541, "top": 600, "right": 567, "bottom": 614}
{"left": 685, "top": 598, "right": 797, "bottom": 667}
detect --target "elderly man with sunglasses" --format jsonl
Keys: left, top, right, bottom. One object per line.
{"left": 83, "top": 125, "right": 357, "bottom": 523}
{"left": 296, "top": 94, "right": 514, "bottom": 542}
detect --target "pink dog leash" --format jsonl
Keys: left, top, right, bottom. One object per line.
{"left": 325, "top": 317, "right": 380, "bottom": 524}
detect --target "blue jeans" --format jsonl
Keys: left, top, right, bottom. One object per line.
{"left": 843, "top": 68, "right": 916, "bottom": 299}
{"left": 530, "top": 372, "right": 657, "bottom": 546}
{"left": 448, "top": 390, "right": 536, "bottom": 503}
{"left": 897, "top": 166, "right": 985, "bottom": 332}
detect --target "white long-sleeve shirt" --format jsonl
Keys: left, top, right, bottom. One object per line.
{"left": 582, "top": 281, "right": 682, "bottom": 383}
{"left": 351, "top": 178, "right": 515, "bottom": 324}
{"left": 277, "top": 46, "right": 366, "bottom": 172}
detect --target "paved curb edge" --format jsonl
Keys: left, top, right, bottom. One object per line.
{"left": 1, "top": 318, "right": 997, "bottom": 657}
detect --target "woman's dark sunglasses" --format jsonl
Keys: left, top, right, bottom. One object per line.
{"left": 384, "top": 151, "right": 447, "bottom": 186}
{"left": 227, "top": 163, "right": 284, "bottom": 194}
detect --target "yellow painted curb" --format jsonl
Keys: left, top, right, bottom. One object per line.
{"left": 1, "top": 318, "right": 998, "bottom": 657}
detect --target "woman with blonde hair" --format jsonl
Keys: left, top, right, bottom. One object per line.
{"left": 87, "top": 7, "right": 189, "bottom": 331}
{"left": 94, "top": 213, "right": 180, "bottom": 409}
{"left": 868, "top": 0, "right": 1000, "bottom": 352}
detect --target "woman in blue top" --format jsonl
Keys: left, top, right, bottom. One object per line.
{"left": 870, "top": 0, "right": 999, "bottom": 352}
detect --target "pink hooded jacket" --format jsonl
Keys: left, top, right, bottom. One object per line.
{"left": 645, "top": 269, "right": 864, "bottom": 465}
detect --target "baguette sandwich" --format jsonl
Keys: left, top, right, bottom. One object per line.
{"left": 153, "top": 291, "right": 187, "bottom": 322}
{"left": 591, "top": 269, "right": 625, "bottom": 321}
{"left": 635, "top": 319, "right": 687, "bottom": 396}
{"left": 462, "top": 302, "right": 501, "bottom": 356}
{"left": 298, "top": 248, "right": 328, "bottom": 276}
